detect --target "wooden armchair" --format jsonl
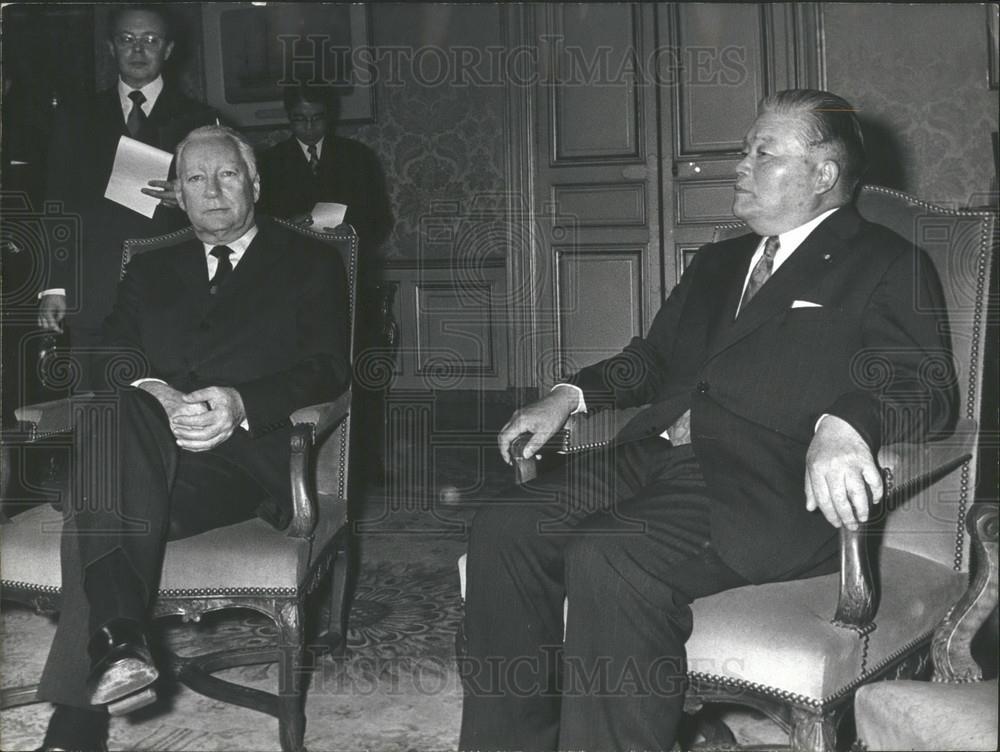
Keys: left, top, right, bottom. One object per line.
{"left": 852, "top": 501, "right": 998, "bottom": 751}
{"left": 460, "top": 187, "right": 997, "bottom": 751}
{"left": 0, "top": 221, "right": 359, "bottom": 752}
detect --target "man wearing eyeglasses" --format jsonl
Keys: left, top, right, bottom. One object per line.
{"left": 37, "top": 5, "right": 217, "bottom": 356}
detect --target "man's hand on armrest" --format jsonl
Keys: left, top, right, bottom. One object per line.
{"left": 169, "top": 386, "right": 247, "bottom": 452}
{"left": 497, "top": 386, "right": 579, "bottom": 465}
{"left": 805, "top": 414, "right": 884, "bottom": 531}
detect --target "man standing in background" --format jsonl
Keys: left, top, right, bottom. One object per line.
{"left": 258, "top": 83, "right": 393, "bottom": 483}
{"left": 37, "top": 4, "right": 216, "bottom": 349}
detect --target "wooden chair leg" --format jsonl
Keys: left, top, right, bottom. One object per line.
{"left": 320, "top": 541, "right": 351, "bottom": 657}
{"left": 277, "top": 601, "right": 308, "bottom": 752}
{"left": 790, "top": 707, "right": 840, "bottom": 752}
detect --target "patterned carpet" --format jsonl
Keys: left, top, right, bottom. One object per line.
{"left": 0, "top": 398, "right": 788, "bottom": 750}
{"left": 1, "top": 544, "right": 470, "bottom": 752}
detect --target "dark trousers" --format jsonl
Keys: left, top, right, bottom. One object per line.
{"left": 37, "top": 387, "right": 289, "bottom": 707}
{"left": 459, "top": 439, "right": 749, "bottom": 752}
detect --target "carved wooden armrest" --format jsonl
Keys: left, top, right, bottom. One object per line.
{"left": 931, "top": 501, "right": 999, "bottom": 682}
{"left": 286, "top": 391, "right": 351, "bottom": 539}
{"left": 834, "top": 420, "right": 977, "bottom": 630}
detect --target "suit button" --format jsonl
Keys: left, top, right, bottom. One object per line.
{"left": 696, "top": 381, "right": 709, "bottom": 394}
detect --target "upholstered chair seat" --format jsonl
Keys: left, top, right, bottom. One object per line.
{"left": 854, "top": 679, "right": 998, "bottom": 751}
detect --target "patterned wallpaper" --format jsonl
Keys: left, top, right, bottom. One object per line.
{"left": 824, "top": 3, "right": 999, "bottom": 207}
{"left": 94, "top": 4, "right": 509, "bottom": 261}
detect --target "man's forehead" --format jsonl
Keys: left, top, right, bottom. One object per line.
{"left": 180, "top": 139, "right": 242, "bottom": 169}
{"left": 743, "top": 113, "right": 806, "bottom": 146}
{"left": 114, "top": 11, "right": 166, "bottom": 33}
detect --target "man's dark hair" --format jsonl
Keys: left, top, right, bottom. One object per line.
{"left": 107, "top": 5, "right": 174, "bottom": 41}
{"left": 281, "top": 84, "right": 342, "bottom": 122}
{"left": 760, "top": 89, "right": 867, "bottom": 193}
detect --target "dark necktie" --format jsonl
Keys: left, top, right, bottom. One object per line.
{"left": 209, "top": 246, "right": 233, "bottom": 295}
{"left": 307, "top": 144, "right": 319, "bottom": 175}
{"left": 739, "top": 235, "right": 780, "bottom": 313}
{"left": 126, "top": 90, "right": 147, "bottom": 139}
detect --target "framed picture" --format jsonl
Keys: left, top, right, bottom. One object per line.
{"left": 989, "top": 3, "right": 999, "bottom": 89}
{"left": 201, "top": 3, "right": 375, "bottom": 128}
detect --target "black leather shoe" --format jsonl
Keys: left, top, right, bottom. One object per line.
{"left": 34, "top": 744, "right": 108, "bottom": 752}
{"left": 85, "top": 618, "right": 158, "bottom": 714}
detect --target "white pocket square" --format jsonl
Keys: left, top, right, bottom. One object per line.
{"left": 791, "top": 300, "right": 823, "bottom": 308}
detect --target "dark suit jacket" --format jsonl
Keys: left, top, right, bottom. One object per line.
{"left": 44, "top": 83, "right": 217, "bottom": 328}
{"left": 570, "top": 206, "right": 958, "bottom": 583}
{"left": 98, "top": 216, "right": 350, "bottom": 438}
{"left": 35, "top": 217, "right": 349, "bottom": 708}
{"left": 256, "top": 134, "right": 392, "bottom": 268}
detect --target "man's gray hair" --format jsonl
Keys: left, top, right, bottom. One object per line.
{"left": 759, "top": 89, "right": 867, "bottom": 194}
{"left": 175, "top": 124, "right": 258, "bottom": 180}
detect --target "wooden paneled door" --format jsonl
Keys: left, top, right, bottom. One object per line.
{"left": 526, "top": 3, "right": 823, "bottom": 388}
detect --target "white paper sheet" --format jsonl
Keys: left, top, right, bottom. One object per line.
{"left": 104, "top": 136, "right": 174, "bottom": 218}
{"left": 311, "top": 202, "right": 348, "bottom": 230}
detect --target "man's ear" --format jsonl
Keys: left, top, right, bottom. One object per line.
{"left": 163, "top": 41, "right": 175, "bottom": 62}
{"left": 175, "top": 178, "right": 186, "bottom": 211}
{"left": 252, "top": 173, "right": 261, "bottom": 203}
{"left": 815, "top": 159, "right": 840, "bottom": 195}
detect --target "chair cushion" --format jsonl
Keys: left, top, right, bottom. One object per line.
{"left": 1, "top": 496, "right": 346, "bottom": 596}
{"left": 686, "top": 547, "right": 966, "bottom": 702}
{"left": 458, "top": 549, "right": 965, "bottom": 703}
{"left": 854, "top": 678, "right": 998, "bottom": 751}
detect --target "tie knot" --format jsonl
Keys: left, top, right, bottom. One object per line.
{"left": 763, "top": 235, "right": 780, "bottom": 260}
{"left": 128, "top": 90, "right": 146, "bottom": 105}
{"left": 210, "top": 245, "right": 233, "bottom": 261}
{"left": 308, "top": 144, "right": 317, "bottom": 156}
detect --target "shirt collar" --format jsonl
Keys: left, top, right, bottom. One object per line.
{"left": 755, "top": 207, "right": 841, "bottom": 271}
{"left": 201, "top": 224, "right": 258, "bottom": 266}
{"left": 296, "top": 136, "right": 324, "bottom": 160}
{"left": 117, "top": 75, "right": 164, "bottom": 118}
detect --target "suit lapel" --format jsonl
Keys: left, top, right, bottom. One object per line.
{"left": 209, "top": 221, "right": 283, "bottom": 306}
{"left": 163, "top": 238, "right": 210, "bottom": 302}
{"left": 704, "top": 235, "right": 758, "bottom": 346}
{"left": 708, "top": 206, "right": 860, "bottom": 357}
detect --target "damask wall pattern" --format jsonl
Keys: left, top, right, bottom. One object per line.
{"left": 824, "top": 3, "right": 999, "bottom": 207}
{"left": 95, "top": 4, "right": 510, "bottom": 263}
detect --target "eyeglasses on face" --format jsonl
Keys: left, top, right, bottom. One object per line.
{"left": 289, "top": 115, "right": 327, "bottom": 126}
{"left": 113, "top": 32, "right": 166, "bottom": 49}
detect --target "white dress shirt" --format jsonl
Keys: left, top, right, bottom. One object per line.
{"left": 117, "top": 75, "right": 164, "bottom": 122}
{"left": 555, "top": 207, "right": 842, "bottom": 432}
{"left": 297, "top": 137, "right": 324, "bottom": 162}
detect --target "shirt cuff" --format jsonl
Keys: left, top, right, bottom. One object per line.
{"left": 132, "top": 378, "right": 166, "bottom": 388}
{"left": 38, "top": 288, "right": 66, "bottom": 299}
{"left": 551, "top": 383, "right": 587, "bottom": 414}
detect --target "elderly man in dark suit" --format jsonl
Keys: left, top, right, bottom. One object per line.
{"left": 37, "top": 5, "right": 217, "bottom": 344}
{"left": 459, "top": 89, "right": 958, "bottom": 752}
{"left": 35, "top": 124, "right": 350, "bottom": 752}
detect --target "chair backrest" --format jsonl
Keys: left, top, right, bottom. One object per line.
{"left": 122, "top": 220, "right": 360, "bottom": 499}
{"left": 714, "top": 186, "right": 997, "bottom": 572}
